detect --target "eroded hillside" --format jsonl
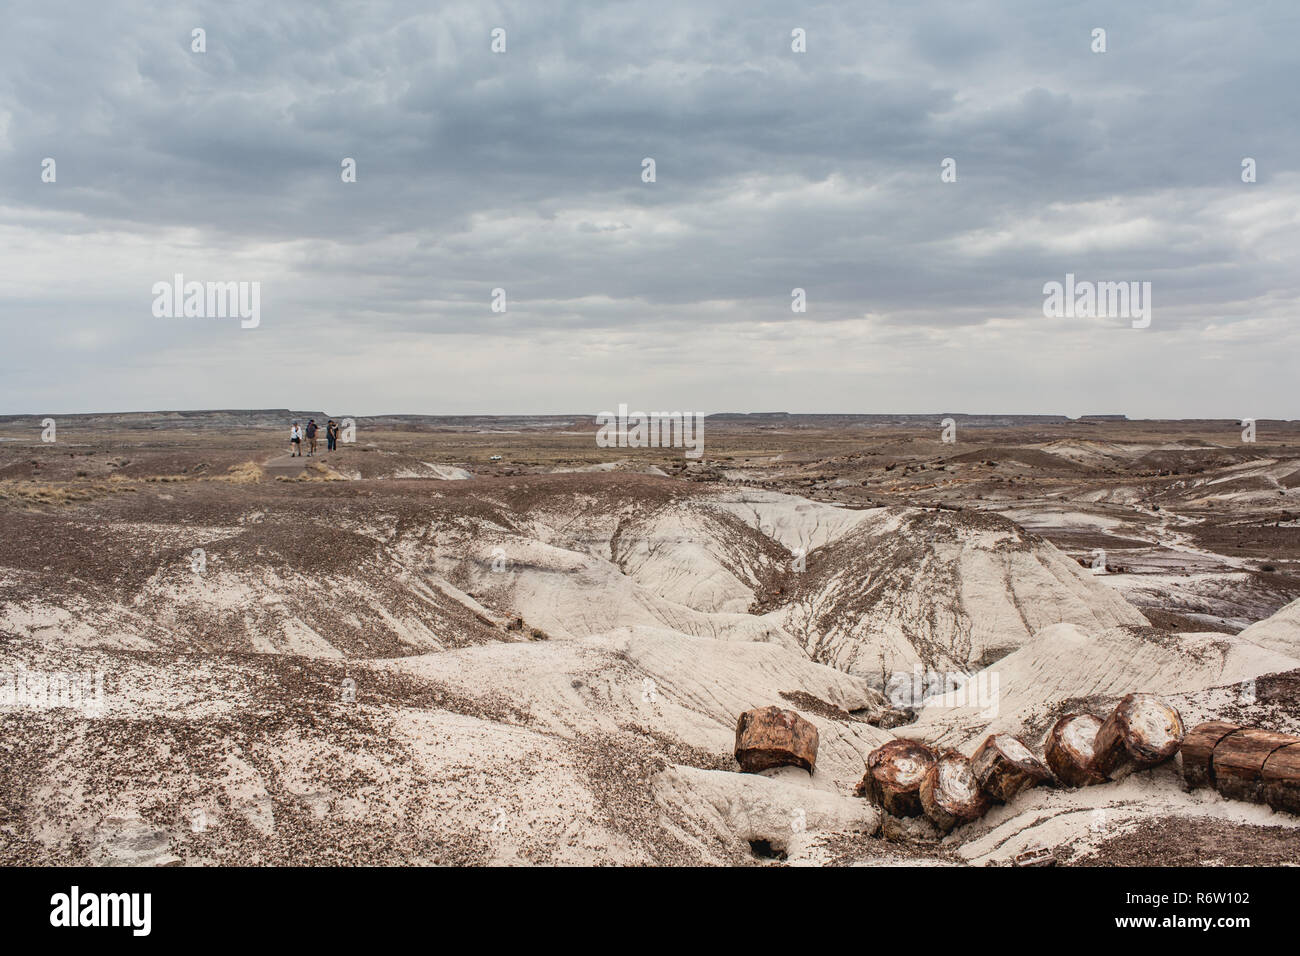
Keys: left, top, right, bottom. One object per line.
{"left": 2, "top": 417, "right": 1299, "bottom": 865}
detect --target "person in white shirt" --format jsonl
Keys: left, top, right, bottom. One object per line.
{"left": 289, "top": 422, "right": 303, "bottom": 457}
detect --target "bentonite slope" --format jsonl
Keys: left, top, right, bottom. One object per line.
{"left": 2, "top": 467, "right": 1298, "bottom": 865}
{"left": 1237, "top": 596, "right": 1300, "bottom": 658}
{"left": 756, "top": 506, "right": 1148, "bottom": 682}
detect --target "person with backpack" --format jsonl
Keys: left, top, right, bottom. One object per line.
{"left": 289, "top": 421, "right": 303, "bottom": 457}
{"left": 305, "top": 419, "right": 319, "bottom": 456}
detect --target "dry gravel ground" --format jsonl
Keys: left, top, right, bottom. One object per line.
{"left": 2, "top": 413, "right": 1299, "bottom": 865}
{"left": 1073, "top": 817, "right": 1300, "bottom": 866}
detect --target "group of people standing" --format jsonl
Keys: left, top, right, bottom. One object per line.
{"left": 289, "top": 418, "right": 340, "bottom": 457}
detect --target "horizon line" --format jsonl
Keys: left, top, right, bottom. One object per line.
{"left": 0, "top": 407, "right": 1292, "bottom": 424}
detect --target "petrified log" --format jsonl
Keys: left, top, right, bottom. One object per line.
{"left": 1212, "top": 728, "right": 1297, "bottom": 803}
{"left": 859, "top": 739, "right": 936, "bottom": 817}
{"left": 1092, "top": 693, "right": 1185, "bottom": 779}
{"left": 734, "top": 706, "right": 819, "bottom": 774}
{"left": 920, "top": 750, "right": 990, "bottom": 832}
{"left": 971, "top": 734, "right": 1051, "bottom": 802}
{"left": 1179, "top": 721, "right": 1241, "bottom": 790}
{"left": 1262, "top": 742, "right": 1300, "bottom": 815}
{"left": 1013, "top": 846, "right": 1055, "bottom": 867}
{"left": 1044, "top": 713, "right": 1107, "bottom": 788}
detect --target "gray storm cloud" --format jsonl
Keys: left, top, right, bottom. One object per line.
{"left": 1, "top": 0, "right": 1297, "bottom": 416}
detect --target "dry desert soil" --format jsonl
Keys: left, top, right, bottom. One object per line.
{"left": 2, "top": 410, "right": 1299, "bottom": 865}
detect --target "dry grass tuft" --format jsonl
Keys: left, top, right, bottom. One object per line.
{"left": 0, "top": 477, "right": 139, "bottom": 507}
{"left": 217, "top": 461, "right": 265, "bottom": 483}
{"left": 273, "top": 462, "right": 347, "bottom": 482}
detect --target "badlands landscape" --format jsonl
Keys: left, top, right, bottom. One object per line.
{"left": 2, "top": 410, "right": 1299, "bottom": 866}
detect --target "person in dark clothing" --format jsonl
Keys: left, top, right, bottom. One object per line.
{"left": 326, "top": 419, "right": 338, "bottom": 452}
{"left": 305, "top": 419, "right": 318, "bottom": 456}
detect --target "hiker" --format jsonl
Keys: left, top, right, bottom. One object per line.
{"left": 326, "top": 419, "right": 338, "bottom": 452}
{"left": 289, "top": 421, "right": 302, "bottom": 457}
{"left": 306, "top": 419, "right": 318, "bottom": 456}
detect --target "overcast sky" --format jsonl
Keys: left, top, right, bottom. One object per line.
{"left": 2, "top": 1, "right": 1298, "bottom": 418}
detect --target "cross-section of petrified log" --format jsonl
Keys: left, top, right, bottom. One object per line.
{"left": 920, "top": 749, "right": 990, "bottom": 832}
{"left": 1044, "top": 713, "right": 1107, "bottom": 788}
{"left": 733, "top": 705, "right": 819, "bottom": 774}
{"left": 1262, "top": 742, "right": 1300, "bottom": 815}
{"left": 1212, "top": 728, "right": 1297, "bottom": 803}
{"left": 1179, "top": 721, "right": 1241, "bottom": 790}
{"left": 1092, "top": 693, "right": 1186, "bottom": 779}
{"left": 971, "top": 734, "right": 1051, "bottom": 802}
{"left": 859, "top": 739, "right": 937, "bottom": 817}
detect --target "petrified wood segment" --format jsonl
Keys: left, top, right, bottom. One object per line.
{"left": 971, "top": 734, "right": 1051, "bottom": 802}
{"left": 1044, "top": 713, "right": 1107, "bottom": 788}
{"left": 1092, "top": 694, "right": 1185, "bottom": 779}
{"left": 1211, "top": 728, "right": 1297, "bottom": 803}
{"left": 1179, "top": 721, "right": 1241, "bottom": 790}
{"left": 920, "top": 750, "right": 990, "bottom": 832}
{"left": 859, "top": 739, "right": 937, "bottom": 817}
{"left": 733, "top": 706, "right": 819, "bottom": 774}
{"left": 1262, "top": 743, "right": 1300, "bottom": 815}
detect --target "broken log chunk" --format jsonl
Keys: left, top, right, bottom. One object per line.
{"left": 1262, "top": 742, "right": 1300, "bottom": 816}
{"left": 1092, "top": 693, "right": 1186, "bottom": 779}
{"left": 1045, "top": 713, "right": 1107, "bottom": 788}
{"left": 920, "top": 750, "right": 990, "bottom": 832}
{"left": 859, "top": 739, "right": 937, "bottom": 817}
{"left": 1013, "top": 846, "right": 1055, "bottom": 867}
{"left": 734, "top": 705, "right": 819, "bottom": 774}
{"left": 971, "top": 734, "right": 1051, "bottom": 802}
{"left": 1212, "top": 728, "right": 1297, "bottom": 803}
{"left": 1179, "top": 721, "right": 1241, "bottom": 790}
